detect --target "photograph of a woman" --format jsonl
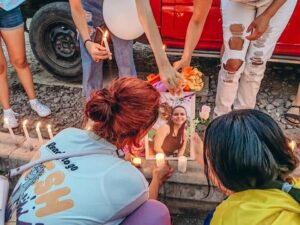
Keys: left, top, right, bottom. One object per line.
{"left": 154, "top": 105, "right": 188, "bottom": 157}
{"left": 146, "top": 92, "right": 195, "bottom": 159}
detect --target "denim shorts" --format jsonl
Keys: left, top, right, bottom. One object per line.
{"left": 0, "top": 6, "right": 24, "bottom": 30}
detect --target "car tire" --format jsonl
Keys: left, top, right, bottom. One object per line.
{"left": 29, "top": 2, "right": 82, "bottom": 81}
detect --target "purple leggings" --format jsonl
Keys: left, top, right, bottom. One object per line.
{"left": 121, "top": 200, "right": 171, "bottom": 225}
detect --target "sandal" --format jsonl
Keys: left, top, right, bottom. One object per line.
{"left": 284, "top": 105, "right": 300, "bottom": 126}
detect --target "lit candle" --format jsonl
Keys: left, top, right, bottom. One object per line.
{"left": 47, "top": 124, "right": 54, "bottom": 139}
{"left": 103, "top": 30, "right": 112, "bottom": 60}
{"left": 36, "top": 122, "right": 43, "bottom": 145}
{"left": 289, "top": 140, "right": 297, "bottom": 151}
{"left": 132, "top": 157, "right": 142, "bottom": 168}
{"left": 178, "top": 156, "right": 187, "bottom": 173}
{"left": 22, "top": 120, "right": 33, "bottom": 149}
{"left": 4, "top": 118, "right": 17, "bottom": 144}
{"left": 156, "top": 153, "right": 165, "bottom": 168}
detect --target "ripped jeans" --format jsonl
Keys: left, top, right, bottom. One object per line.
{"left": 214, "top": 0, "right": 297, "bottom": 116}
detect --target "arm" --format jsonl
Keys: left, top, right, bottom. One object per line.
{"left": 149, "top": 164, "right": 174, "bottom": 199}
{"left": 135, "top": 0, "right": 183, "bottom": 95}
{"left": 246, "top": 0, "right": 287, "bottom": 40}
{"left": 69, "top": 0, "right": 111, "bottom": 61}
{"left": 177, "top": 130, "right": 188, "bottom": 157}
{"left": 154, "top": 124, "right": 170, "bottom": 153}
{"left": 173, "top": 0, "right": 212, "bottom": 70}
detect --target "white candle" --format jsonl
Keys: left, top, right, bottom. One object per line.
{"left": 4, "top": 118, "right": 17, "bottom": 144}
{"left": 132, "top": 157, "right": 142, "bottom": 168}
{"left": 178, "top": 156, "right": 187, "bottom": 173}
{"left": 36, "top": 122, "right": 43, "bottom": 145}
{"left": 289, "top": 140, "right": 297, "bottom": 151}
{"left": 103, "top": 31, "right": 112, "bottom": 60}
{"left": 47, "top": 124, "right": 54, "bottom": 139}
{"left": 22, "top": 120, "right": 33, "bottom": 149}
{"left": 156, "top": 153, "right": 165, "bottom": 168}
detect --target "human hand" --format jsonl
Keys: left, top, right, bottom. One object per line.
{"left": 246, "top": 14, "right": 270, "bottom": 41}
{"left": 85, "top": 41, "right": 112, "bottom": 62}
{"left": 159, "top": 64, "right": 184, "bottom": 95}
{"left": 173, "top": 57, "right": 191, "bottom": 71}
{"left": 152, "top": 163, "right": 174, "bottom": 186}
{"left": 192, "top": 133, "right": 204, "bottom": 165}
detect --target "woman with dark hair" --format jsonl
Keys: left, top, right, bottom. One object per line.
{"left": 5, "top": 77, "right": 173, "bottom": 225}
{"left": 154, "top": 105, "right": 188, "bottom": 157}
{"left": 202, "top": 109, "right": 300, "bottom": 225}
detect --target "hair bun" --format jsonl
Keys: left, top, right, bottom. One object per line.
{"left": 85, "top": 88, "right": 118, "bottom": 122}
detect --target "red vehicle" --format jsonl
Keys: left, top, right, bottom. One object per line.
{"left": 150, "top": 0, "right": 300, "bottom": 64}
{"left": 25, "top": 0, "right": 300, "bottom": 80}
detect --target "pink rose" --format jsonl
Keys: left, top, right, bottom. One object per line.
{"left": 199, "top": 105, "right": 211, "bottom": 120}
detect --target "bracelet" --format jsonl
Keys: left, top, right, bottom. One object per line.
{"left": 84, "top": 39, "right": 92, "bottom": 48}
{"left": 281, "top": 182, "right": 293, "bottom": 193}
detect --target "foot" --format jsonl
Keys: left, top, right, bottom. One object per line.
{"left": 284, "top": 105, "right": 300, "bottom": 126}
{"left": 30, "top": 99, "right": 51, "bottom": 117}
{"left": 3, "top": 109, "right": 19, "bottom": 129}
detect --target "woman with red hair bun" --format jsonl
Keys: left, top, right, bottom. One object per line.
{"left": 6, "top": 77, "right": 173, "bottom": 225}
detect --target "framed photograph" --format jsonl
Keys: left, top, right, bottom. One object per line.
{"left": 145, "top": 92, "right": 196, "bottom": 160}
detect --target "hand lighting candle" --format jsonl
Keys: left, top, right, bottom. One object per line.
{"left": 36, "top": 122, "right": 44, "bottom": 145}
{"left": 47, "top": 124, "right": 54, "bottom": 139}
{"left": 156, "top": 153, "right": 165, "bottom": 168}
{"left": 103, "top": 30, "right": 112, "bottom": 60}
{"left": 178, "top": 156, "right": 187, "bottom": 173}
{"left": 22, "top": 120, "right": 33, "bottom": 149}
{"left": 4, "top": 118, "right": 17, "bottom": 144}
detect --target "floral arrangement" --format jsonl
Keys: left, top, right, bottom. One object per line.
{"left": 147, "top": 67, "right": 204, "bottom": 92}
{"left": 188, "top": 105, "right": 211, "bottom": 135}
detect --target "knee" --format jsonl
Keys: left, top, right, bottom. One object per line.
{"left": 223, "top": 59, "right": 243, "bottom": 73}
{"left": 11, "top": 58, "right": 28, "bottom": 70}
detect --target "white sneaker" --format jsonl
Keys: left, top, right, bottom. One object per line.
{"left": 30, "top": 99, "right": 51, "bottom": 117}
{"left": 3, "top": 109, "right": 19, "bottom": 129}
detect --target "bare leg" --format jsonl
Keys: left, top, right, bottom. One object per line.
{"left": 0, "top": 36, "right": 10, "bottom": 109}
{"left": 1, "top": 27, "right": 36, "bottom": 100}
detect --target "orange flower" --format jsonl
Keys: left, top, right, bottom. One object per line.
{"left": 147, "top": 73, "right": 160, "bottom": 85}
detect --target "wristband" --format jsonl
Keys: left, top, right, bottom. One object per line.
{"left": 281, "top": 182, "right": 293, "bottom": 193}
{"left": 84, "top": 39, "right": 92, "bottom": 48}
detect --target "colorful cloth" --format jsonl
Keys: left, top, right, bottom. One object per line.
{"left": 6, "top": 128, "right": 149, "bottom": 225}
{"left": 211, "top": 178, "right": 300, "bottom": 225}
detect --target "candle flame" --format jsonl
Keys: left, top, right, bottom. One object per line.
{"left": 23, "top": 119, "right": 28, "bottom": 126}
{"left": 47, "top": 124, "right": 51, "bottom": 129}
{"left": 289, "top": 140, "right": 297, "bottom": 151}
{"left": 4, "top": 118, "right": 8, "bottom": 125}
{"left": 36, "top": 122, "right": 41, "bottom": 128}
{"left": 162, "top": 44, "right": 166, "bottom": 51}
{"left": 103, "top": 30, "right": 109, "bottom": 39}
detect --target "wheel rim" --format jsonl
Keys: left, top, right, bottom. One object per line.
{"left": 42, "top": 21, "right": 81, "bottom": 74}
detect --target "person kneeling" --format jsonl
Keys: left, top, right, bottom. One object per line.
{"left": 203, "top": 109, "right": 300, "bottom": 225}
{"left": 5, "top": 77, "right": 172, "bottom": 225}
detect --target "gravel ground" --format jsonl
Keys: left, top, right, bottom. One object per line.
{"left": 1, "top": 33, "right": 300, "bottom": 224}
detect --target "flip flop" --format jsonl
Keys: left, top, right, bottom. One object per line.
{"left": 284, "top": 105, "right": 300, "bottom": 126}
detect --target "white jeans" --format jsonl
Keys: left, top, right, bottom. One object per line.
{"left": 214, "top": 0, "right": 297, "bottom": 116}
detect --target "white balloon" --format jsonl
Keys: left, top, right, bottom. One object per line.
{"left": 103, "top": 0, "right": 144, "bottom": 40}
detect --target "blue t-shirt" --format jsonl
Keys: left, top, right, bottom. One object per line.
{"left": 0, "top": 0, "right": 24, "bottom": 11}
{"left": 6, "top": 128, "right": 149, "bottom": 225}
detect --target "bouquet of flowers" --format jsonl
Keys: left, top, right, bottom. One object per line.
{"left": 147, "top": 67, "right": 204, "bottom": 92}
